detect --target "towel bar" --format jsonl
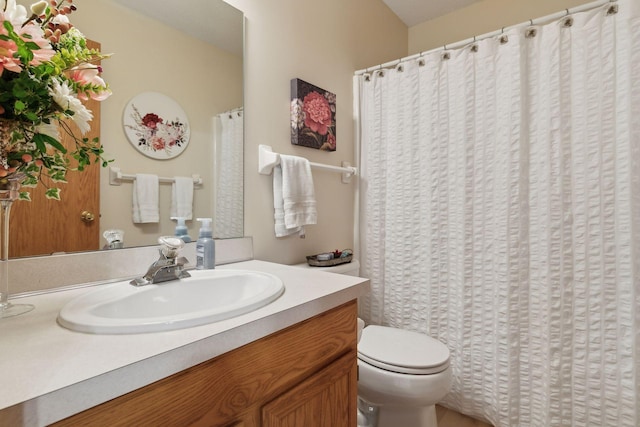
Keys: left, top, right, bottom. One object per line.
{"left": 258, "top": 144, "right": 357, "bottom": 184}
{"left": 109, "top": 167, "right": 203, "bottom": 186}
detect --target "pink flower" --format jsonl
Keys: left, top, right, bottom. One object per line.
{"left": 0, "top": 38, "right": 22, "bottom": 75}
{"left": 142, "top": 113, "right": 163, "bottom": 129}
{"left": 0, "top": 12, "right": 54, "bottom": 75}
{"left": 18, "top": 22, "right": 55, "bottom": 65}
{"left": 151, "top": 136, "right": 166, "bottom": 151}
{"left": 69, "top": 65, "right": 112, "bottom": 101}
{"left": 326, "top": 133, "right": 336, "bottom": 150}
{"left": 303, "top": 91, "right": 332, "bottom": 135}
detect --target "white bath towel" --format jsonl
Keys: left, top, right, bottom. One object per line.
{"left": 132, "top": 174, "right": 159, "bottom": 223}
{"left": 273, "top": 154, "right": 317, "bottom": 237}
{"left": 170, "top": 176, "right": 194, "bottom": 220}
{"left": 273, "top": 165, "right": 298, "bottom": 237}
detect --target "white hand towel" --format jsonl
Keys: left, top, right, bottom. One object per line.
{"left": 132, "top": 174, "right": 159, "bottom": 223}
{"left": 273, "top": 154, "right": 317, "bottom": 237}
{"left": 273, "top": 165, "right": 300, "bottom": 237}
{"left": 170, "top": 176, "right": 194, "bottom": 220}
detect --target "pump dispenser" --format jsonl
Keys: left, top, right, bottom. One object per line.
{"left": 196, "top": 218, "right": 215, "bottom": 269}
{"left": 103, "top": 229, "right": 124, "bottom": 249}
{"left": 171, "top": 217, "right": 191, "bottom": 243}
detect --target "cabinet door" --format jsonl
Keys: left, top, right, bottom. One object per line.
{"left": 262, "top": 351, "right": 357, "bottom": 427}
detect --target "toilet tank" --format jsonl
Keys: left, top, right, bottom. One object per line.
{"left": 294, "top": 259, "right": 360, "bottom": 276}
{"left": 293, "top": 259, "right": 364, "bottom": 341}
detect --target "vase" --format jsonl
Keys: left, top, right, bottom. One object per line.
{"left": 0, "top": 176, "right": 34, "bottom": 318}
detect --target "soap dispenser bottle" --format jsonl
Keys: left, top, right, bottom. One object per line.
{"left": 171, "top": 217, "right": 191, "bottom": 243}
{"left": 196, "top": 218, "right": 215, "bottom": 269}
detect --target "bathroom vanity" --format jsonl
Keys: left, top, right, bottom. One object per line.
{"left": 0, "top": 259, "right": 369, "bottom": 426}
{"left": 55, "top": 301, "right": 357, "bottom": 426}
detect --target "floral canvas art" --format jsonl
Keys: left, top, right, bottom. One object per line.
{"left": 123, "top": 92, "right": 190, "bottom": 160}
{"left": 290, "top": 78, "right": 336, "bottom": 151}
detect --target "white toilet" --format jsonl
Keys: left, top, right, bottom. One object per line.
{"left": 295, "top": 259, "right": 452, "bottom": 427}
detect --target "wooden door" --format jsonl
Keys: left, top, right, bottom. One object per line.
{"left": 8, "top": 42, "right": 102, "bottom": 258}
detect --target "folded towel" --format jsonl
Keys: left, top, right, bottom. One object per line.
{"left": 273, "top": 154, "right": 317, "bottom": 237}
{"left": 170, "top": 176, "right": 194, "bottom": 220}
{"left": 273, "top": 165, "right": 299, "bottom": 237}
{"left": 132, "top": 174, "right": 159, "bottom": 223}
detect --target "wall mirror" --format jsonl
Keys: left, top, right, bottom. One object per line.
{"left": 10, "top": 0, "right": 244, "bottom": 259}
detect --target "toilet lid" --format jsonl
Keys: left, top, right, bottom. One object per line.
{"left": 358, "top": 325, "right": 450, "bottom": 375}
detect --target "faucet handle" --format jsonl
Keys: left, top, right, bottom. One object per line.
{"left": 158, "top": 236, "right": 185, "bottom": 258}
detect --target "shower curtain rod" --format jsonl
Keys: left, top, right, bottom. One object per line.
{"left": 354, "top": 0, "right": 616, "bottom": 75}
{"left": 216, "top": 107, "right": 243, "bottom": 118}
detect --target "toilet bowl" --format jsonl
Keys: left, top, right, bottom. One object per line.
{"left": 294, "top": 259, "right": 452, "bottom": 427}
{"left": 357, "top": 324, "right": 452, "bottom": 427}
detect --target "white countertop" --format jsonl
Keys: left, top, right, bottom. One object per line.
{"left": 0, "top": 260, "right": 369, "bottom": 426}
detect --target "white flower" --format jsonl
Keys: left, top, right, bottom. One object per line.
{"left": 290, "top": 98, "right": 304, "bottom": 130}
{"left": 30, "top": 1, "right": 47, "bottom": 17}
{"left": 36, "top": 122, "right": 60, "bottom": 141}
{"left": 0, "top": 0, "right": 27, "bottom": 22}
{"left": 49, "top": 78, "right": 93, "bottom": 134}
{"left": 51, "top": 13, "right": 70, "bottom": 25}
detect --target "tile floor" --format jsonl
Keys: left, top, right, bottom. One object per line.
{"left": 436, "top": 405, "right": 493, "bottom": 427}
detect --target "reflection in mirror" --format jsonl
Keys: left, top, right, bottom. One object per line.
{"left": 213, "top": 108, "right": 244, "bottom": 239}
{"left": 10, "top": 0, "right": 243, "bottom": 258}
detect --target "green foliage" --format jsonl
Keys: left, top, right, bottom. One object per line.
{"left": 45, "top": 187, "right": 61, "bottom": 200}
{"left": 0, "top": 1, "right": 112, "bottom": 201}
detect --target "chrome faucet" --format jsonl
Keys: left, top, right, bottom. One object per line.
{"left": 130, "top": 236, "right": 191, "bottom": 286}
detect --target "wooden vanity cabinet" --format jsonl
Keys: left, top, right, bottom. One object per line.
{"left": 54, "top": 300, "right": 358, "bottom": 427}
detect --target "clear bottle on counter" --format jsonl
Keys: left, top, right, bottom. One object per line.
{"left": 195, "top": 218, "right": 215, "bottom": 269}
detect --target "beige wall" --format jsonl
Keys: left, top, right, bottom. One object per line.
{"left": 21, "top": 0, "right": 602, "bottom": 264}
{"left": 228, "top": 0, "right": 602, "bottom": 266}
{"left": 72, "top": 0, "right": 243, "bottom": 247}
{"left": 409, "top": 0, "right": 595, "bottom": 54}
{"left": 225, "top": 0, "right": 407, "bottom": 264}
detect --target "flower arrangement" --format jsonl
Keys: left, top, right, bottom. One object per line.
{"left": 0, "top": 0, "right": 111, "bottom": 200}
{"left": 290, "top": 78, "right": 336, "bottom": 151}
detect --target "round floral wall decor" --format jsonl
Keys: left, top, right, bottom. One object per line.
{"left": 123, "top": 92, "right": 190, "bottom": 159}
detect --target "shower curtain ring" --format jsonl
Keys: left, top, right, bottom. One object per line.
{"left": 499, "top": 28, "right": 509, "bottom": 44}
{"left": 442, "top": 45, "right": 451, "bottom": 60}
{"left": 470, "top": 36, "right": 479, "bottom": 52}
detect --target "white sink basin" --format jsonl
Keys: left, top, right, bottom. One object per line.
{"left": 58, "top": 269, "right": 285, "bottom": 334}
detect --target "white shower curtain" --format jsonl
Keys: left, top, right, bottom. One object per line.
{"left": 214, "top": 109, "right": 244, "bottom": 238}
{"left": 356, "top": 1, "right": 639, "bottom": 426}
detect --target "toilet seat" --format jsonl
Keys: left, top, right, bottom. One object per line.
{"left": 358, "top": 325, "right": 450, "bottom": 375}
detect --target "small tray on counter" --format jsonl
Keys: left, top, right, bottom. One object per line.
{"left": 306, "top": 254, "right": 353, "bottom": 267}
